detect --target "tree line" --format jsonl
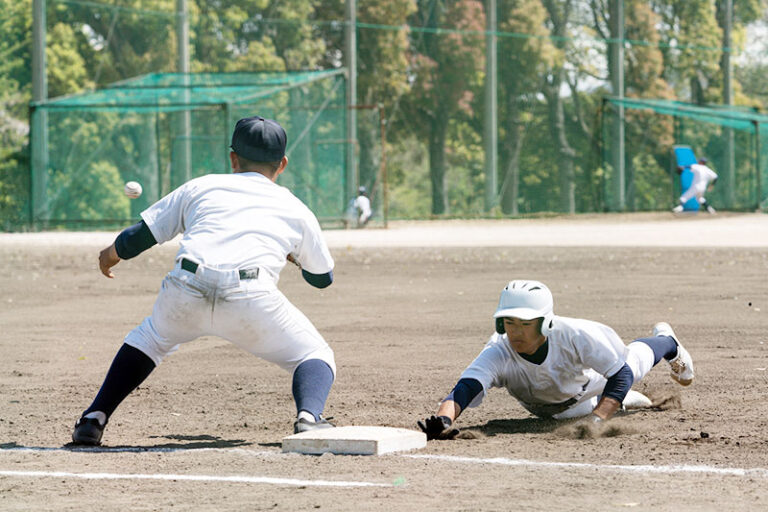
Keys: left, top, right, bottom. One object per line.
{"left": 1, "top": 0, "right": 766, "bottom": 228}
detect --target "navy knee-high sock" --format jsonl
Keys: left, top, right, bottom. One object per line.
{"left": 83, "top": 343, "right": 156, "bottom": 421}
{"left": 292, "top": 359, "right": 334, "bottom": 421}
{"left": 635, "top": 336, "right": 678, "bottom": 365}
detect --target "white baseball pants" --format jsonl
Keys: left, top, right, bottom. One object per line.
{"left": 552, "top": 341, "right": 656, "bottom": 419}
{"left": 124, "top": 262, "right": 336, "bottom": 377}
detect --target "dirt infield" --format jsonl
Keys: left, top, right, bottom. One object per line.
{"left": 1, "top": 214, "right": 768, "bottom": 510}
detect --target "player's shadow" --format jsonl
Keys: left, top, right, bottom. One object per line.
{"left": 59, "top": 434, "right": 253, "bottom": 452}
{"left": 464, "top": 417, "right": 562, "bottom": 437}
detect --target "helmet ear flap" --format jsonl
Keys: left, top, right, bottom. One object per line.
{"left": 540, "top": 316, "right": 554, "bottom": 336}
{"left": 495, "top": 317, "right": 506, "bottom": 335}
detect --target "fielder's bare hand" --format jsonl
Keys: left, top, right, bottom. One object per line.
{"left": 98, "top": 243, "right": 120, "bottom": 278}
{"left": 417, "top": 415, "right": 460, "bottom": 440}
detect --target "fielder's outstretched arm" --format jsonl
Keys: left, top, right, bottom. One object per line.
{"left": 98, "top": 220, "right": 158, "bottom": 278}
{"left": 98, "top": 244, "right": 121, "bottom": 278}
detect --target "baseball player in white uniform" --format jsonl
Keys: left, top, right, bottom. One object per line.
{"left": 352, "top": 186, "right": 372, "bottom": 227}
{"left": 673, "top": 158, "right": 718, "bottom": 214}
{"left": 418, "top": 280, "right": 695, "bottom": 440}
{"left": 72, "top": 116, "right": 338, "bottom": 445}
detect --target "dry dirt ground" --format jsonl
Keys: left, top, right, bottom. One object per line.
{"left": 1, "top": 214, "right": 768, "bottom": 511}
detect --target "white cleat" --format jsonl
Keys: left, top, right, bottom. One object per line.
{"left": 672, "top": 205, "right": 684, "bottom": 213}
{"left": 653, "top": 322, "right": 694, "bottom": 386}
{"left": 622, "top": 389, "right": 653, "bottom": 409}
{"left": 706, "top": 205, "right": 717, "bottom": 214}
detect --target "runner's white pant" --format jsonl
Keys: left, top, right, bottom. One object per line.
{"left": 552, "top": 341, "right": 655, "bottom": 419}
{"left": 124, "top": 262, "right": 336, "bottom": 378}
{"left": 679, "top": 184, "right": 708, "bottom": 205}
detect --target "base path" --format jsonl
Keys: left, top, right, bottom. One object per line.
{"left": 324, "top": 212, "right": 768, "bottom": 248}
{"left": 4, "top": 212, "right": 767, "bottom": 249}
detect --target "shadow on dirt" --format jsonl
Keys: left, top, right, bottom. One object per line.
{"left": 51, "top": 434, "right": 253, "bottom": 452}
{"left": 460, "top": 408, "right": 657, "bottom": 440}
{"left": 462, "top": 417, "right": 562, "bottom": 438}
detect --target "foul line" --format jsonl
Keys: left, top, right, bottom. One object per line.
{"left": 0, "top": 470, "right": 388, "bottom": 487}
{"left": 401, "top": 454, "right": 768, "bottom": 478}
{"left": 5, "top": 446, "right": 768, "bottom": 480}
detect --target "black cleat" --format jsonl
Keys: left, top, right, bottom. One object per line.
{"left": 293, "top": 417, "right": 335, "bottom": 434}
{"left": 72, "top": 417, "right": 105, "bottom": 445}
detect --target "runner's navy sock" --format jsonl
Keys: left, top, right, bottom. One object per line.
{"left": 83, "top": 343, "right": 156, "bottom": 420}
{"left": 292, "top": 359, "right": 334, "bottom": 422}
{"left": 635, "top": 336, "right": 678, "bottom": 365}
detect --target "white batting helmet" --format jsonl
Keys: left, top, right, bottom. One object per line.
{"left": 493, "top": 280, "right": 555, "bottom": 336}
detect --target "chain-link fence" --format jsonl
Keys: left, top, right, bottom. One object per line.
{"left": 26, "top": 70, "right": 384, "bottom": 230}
{"left": 602, "top": 98, "right": 768, "bottom": 212}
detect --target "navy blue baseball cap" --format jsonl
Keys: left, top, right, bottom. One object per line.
{"left": 230, "top": 116, "right": 287, "bottom": 162}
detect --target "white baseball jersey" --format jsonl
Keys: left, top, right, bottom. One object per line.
{"left": 125, "top": 172, "right": 336, "bottom": 375}
{"left": 460, "top": 316, "right": 633, "bottom": 418}
{"left": 141, "top": 172, "right": 334, "bottom": 278}
{"left": 353, "top": 194, "right": 372, "bottom": 224}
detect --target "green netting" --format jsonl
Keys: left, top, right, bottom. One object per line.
{"left": 29, "top": 70, "right": 383, "bottom": 228}
{"left": 602, "top": 98, "right": 767, "bottom": 211}
{"left": 607, "top": 98, "right": 768, "bottom": 132}
{"left": 33, "top": 70, "right": 344, "bottom": 112}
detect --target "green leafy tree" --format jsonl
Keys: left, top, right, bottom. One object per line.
{"left": 404, "top": 0, "right": 486, "bottom": 215}
{"left": 587, "top": 0, "right": 674, "bottom": 210}
{"left": 714, "top": 0, "right": 765, "bottom": 100}
{"left": 355, "top": 1, "right": 416, "bottom": 209}
{"left": 47, "top": 22, "right": 93, "bottom": 96}
{"left": 52, "top": 0, "right": 176, "bottom": 86}
{"left": 48, "top": 160, "right": 130, "bottom": 221}
{"left": 497, "top": 0, "right": 554, "bottom": 214}
{"left": 541, "top": 0, "right": 577, "bottom": 213}
{"left": 650, "top": 0, "right": 721, "bottom": 103}
{"left": 0, "top": 0, "right": 33, "bottom": 229}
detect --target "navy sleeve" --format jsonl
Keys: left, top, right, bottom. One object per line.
{"left": 301, "top": 269, "right": 333, "bottom": 289}
{"left": 444, "top": 378, "right": 484, "bottom": 411}
{"left": 602, "top": 363, "right": 634, "bottom": 403}
{"left": 114, "top": 220, "right": 158, "bottom": 260}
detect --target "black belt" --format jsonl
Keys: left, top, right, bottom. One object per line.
{"left": 180, "top": 258, "right": 260, "bottom": 280}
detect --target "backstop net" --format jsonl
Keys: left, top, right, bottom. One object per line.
{"left": 28, "top": 70, "right": 382, "bottom": 229}
{"left": 601, "top": 98, "right": 768, "bottom": 212}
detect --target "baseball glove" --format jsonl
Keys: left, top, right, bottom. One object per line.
{"left": 417, "top": 415, "right": 460, "bottom": 440}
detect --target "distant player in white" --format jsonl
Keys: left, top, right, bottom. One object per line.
{"left": 418, "top": 280, "right": 695, "bottom": 440}
{"left": 353, "top": 186, "right": 372, "bottom": 227}
{"left": 72, "top": 116, "right": 338, "bottom": 445}
{"left": 673, "top": 158, "right": 718, "bottom": 214}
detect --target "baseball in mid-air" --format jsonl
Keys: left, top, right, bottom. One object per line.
{"left": 124, "top": 181, "right": 142, "bottom": 199}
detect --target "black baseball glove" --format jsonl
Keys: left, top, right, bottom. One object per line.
{"left": 417, "top": 415, "right": 460, "bottom": 440}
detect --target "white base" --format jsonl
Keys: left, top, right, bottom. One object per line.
{"left": 282, "top": 426, "right": 427, "bottom": 456}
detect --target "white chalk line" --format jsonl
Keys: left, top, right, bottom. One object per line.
{"left": 4, "top": 446, "right": 768, "bottom": 481}
{"left": 401, "top": 454, "right": 768, "bottom": 478}
{"left": 0, "top": 470, "right": 388, "bottom": 488}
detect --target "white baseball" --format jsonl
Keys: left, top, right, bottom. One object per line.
{"left": 124, "top": 181, "right": 142, "bottom": 199}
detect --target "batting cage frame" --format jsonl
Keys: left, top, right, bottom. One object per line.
{"left": 28, "top": 70, "right": 386, "bottom": 230}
